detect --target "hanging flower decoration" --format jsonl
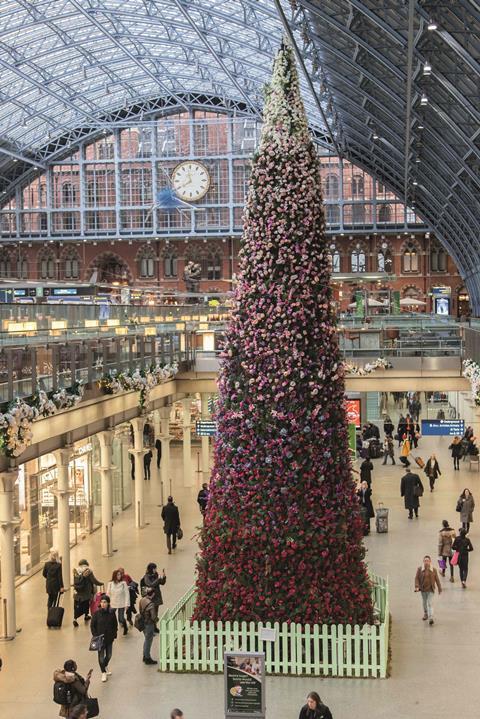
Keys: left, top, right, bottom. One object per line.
{"left": 0, "top": 382, "right": 84, "bottom": 458}
{"left": 98, "top": 362, "right": 178, "bottom": 409}
{"left": 343, "top": 357, "right": 393, "bottom": 376}
{"left": 463, "top": 359, "right": 480, "bottom": 405}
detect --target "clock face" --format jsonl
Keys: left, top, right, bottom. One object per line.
{"left": 171, "top": 161, "right": 210, "bottom": 201}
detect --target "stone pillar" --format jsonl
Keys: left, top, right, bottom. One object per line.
{"left": 54, "top": 448, "right": 72, "bottom": 592}
{"left": 0, "top": 471, "right": 18, "bottom": 639}
{"left": 182, "top": 397, "right": 193, "bottom": 487}
{"left": 130, "top": 417, "right": 146, "bottom": 528}
{"left": 200, "top": 393, "right": 211, "bottom": 484}
{"left": 98, "top": 430, "right": 114, "bottom": 556}
{"left": 158, "top": 406, "right": 173, "bottom": 503}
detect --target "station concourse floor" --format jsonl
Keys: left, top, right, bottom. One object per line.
{"left": 1, "top": 409, "right": 480, "bottom": 719}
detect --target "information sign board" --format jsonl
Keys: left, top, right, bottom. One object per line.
{"left": 224, "top": 652, "right": 265, "bottom": 718}
{"left": 421, "top": 419, "right": 464, "bottom": 436}
{"left": 195, "top": 420, "right": 217, "bottom": 436}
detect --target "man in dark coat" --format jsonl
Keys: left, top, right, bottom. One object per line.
{"left": 357, "top": 480, "right": 375, "bottom": 535}
{"left": 197, "top": 483, "right": 209, "bottom": 516}
{"left": 360, "top": 458, "right": 373, "bottom": 487}
{"left": 161, "top": 496, "right": 181, "bottom": 554}
{"left": 155, "top": 438, "right": 162, "bottom": 469}
{"left": 401, "top": 468, "right": 424, "bottom": 519}
{"left": 143, "top": 450, "right": 153, "bottom": 480}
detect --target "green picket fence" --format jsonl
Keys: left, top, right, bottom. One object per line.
{"left": 158, "top": 574, "right": 389, "bottom": 678}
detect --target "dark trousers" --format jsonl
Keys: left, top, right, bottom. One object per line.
{"left": 74, "top": 599, "right": 90, "bottom": 619}
{"left": 47, "top": 591, "right": 59, "bottom": 608}
{"left": 166, "top": 531, "right": 177, "bottom": 552}
{"left": 459, "top": 557, "right": 469, "bottom": 582}
{"left": 157, "top": 450, "right": 162, "bottom": 469}
{"left": 408, "top": 508, "right": 418, "bottom": 518}
{"left": 454, "top": 457, "right": 460, "bottom": 470}
{"left": 442, "top": 555, "right": 454, "bottom": 579}
{"left": 98, "top": 641, "right": 113, "bottom": 672}
{"left": 463, "top": 522, "right": 470, "bottom": 533}
{"left": 429, "top": 476, "right": 436, "bottom": 490}
{"left": 382, "top": 452, "right": 395, "bottom": 465}
{"left": 144, "top": 462, "right": 151, "bottom": 480}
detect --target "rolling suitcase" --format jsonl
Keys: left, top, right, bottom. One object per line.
{"left": 369, "top": 440, "right": 382, "bottom": 459}
{"left": 375, "top": 502, "right": 389, "bottom": 534}
{"left": 47, "top": 594, "right": 64, "bottom": 628}
{"left": 415, "top": 456, "right": 425, "bottom": 469}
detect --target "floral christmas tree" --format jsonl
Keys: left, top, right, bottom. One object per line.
{"left": 194, "top": 43, "right": 373, "bottom": 625}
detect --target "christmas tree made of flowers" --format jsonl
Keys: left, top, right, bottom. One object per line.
{"left": 194, "top": 44, "right": 373, "bottom": 625}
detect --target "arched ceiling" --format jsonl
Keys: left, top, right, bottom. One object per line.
{"left": 0, "top": 0, "right": 478, "bottom": 303}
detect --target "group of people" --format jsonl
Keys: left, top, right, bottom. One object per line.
{"left": 449, "top": 429, "right": 479, "bottom": 470}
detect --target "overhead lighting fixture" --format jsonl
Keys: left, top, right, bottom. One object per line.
{"left": 413, "top": 180, "right": 418, "bottom": 186}
{"left": 372, "top": 131, "right": 379, "bottom": 140}
{"left": 420, "top": 93, "right": 428, "bottom": 106}
{"left": 418, "top": 124, "right": 424, "bottom": 130}
{"left": 427, "top": 19, "right": 438, "bottom": 31}
{"left": 423, "top": 62, "right": 432, "bottom": 76}
{"left": 415, "top": 157, "right": 421, "bottom": 163}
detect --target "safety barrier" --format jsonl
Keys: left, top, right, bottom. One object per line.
{"left": 158, "top": 574, "right": 389, "bottom": 678}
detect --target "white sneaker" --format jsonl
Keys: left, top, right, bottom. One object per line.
{"left": 101, "top": 672, "right": 107, "bottom": 682}
{"left": 106, "top": 670, "right": 112, "bottom": 676}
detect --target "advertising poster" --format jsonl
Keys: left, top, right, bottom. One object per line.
{"left": 345, "top": 399, "right": 361, "bottom": 428}
{"left": 224, "top": 652, "right": 265, "bottom": 718}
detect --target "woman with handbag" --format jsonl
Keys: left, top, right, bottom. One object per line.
{"left": 457, "top": 488, "right": 475, "bottom": 533}
{"left": 452, "top": 528, "right": 474, "bottom": 588}
{"left": 449, "top": 436, "right": 463, "bottom": 470}
{"left": 425, "top": 455, "right": 441, "bottom": 492}
{"left": 43, "top": 549, "right": 64, "bottom": 613}
{"left": 106, "top": 569, "right": 130, "bottom": 636}
{"left": 437, "top": 520, "right": 456, "bottom": 582}
{"left": 90, "top": 595, "right": 118, "bottom": 683}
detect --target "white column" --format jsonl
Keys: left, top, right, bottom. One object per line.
{"left": 158, "top": 406, "right": 173, "bottom": 502}
{"left": 130, "top": 417, "right": 146, "bottom": 528}
{"left": 0, "top": 471, "right": 18, "bottom": 639}
{"left": 201, "top": 393, "right": 211, "bottom": 484}
{"left": 98, "top": 430, "right": 114, "bottom": 557}
{"left": 182, "top": 397, "right": 193, "bottom": 487}
{"left": 54, "top": 448, "right": 72, "bottom": 592}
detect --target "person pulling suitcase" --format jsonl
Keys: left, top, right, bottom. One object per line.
{"left": 376, "top": 502, "right": 389, "bottom": 533}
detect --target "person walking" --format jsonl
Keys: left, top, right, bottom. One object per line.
{"left": 161, "top": 496, "right": 181, "bottom": 554}
{"left": 425, "top": 454, "right": 441, "bottom": 492}
{"left": 106, "top": 570, "right": 130, "bottom": 636}
{"left": 357, "top": 480, "right": 374, "bottom": 535}
{"left": 143, "top": 449, "right": 153, "bottom": 480}
{"left": 414, "top": 555, "right": 442, "bottom": 625}
{"left": 438, "top": 520, "right": 456, "bottom": 582}
{"left": 452, "top": 528, "right": 474, "bottom": 588}
{"left": 90, "top": 595, "right": 118, "bottom": 682}
{"left": 399, "top": 434, "right": 411, "bottom": 466}
{"left": 43, "top": 549, "right": 64, "bottom": 612}
{"left": 383, "top": 415, "right": 394, "bottom": 437}
{"left": 138, "top": 586, "right": 158, "bottom": 665}
{"left": 382, "top": 436, "right": 395, "bottom": 465}
{"left": 140, "top": 563, "right": 166, "bottom": 623}
{"left": 298, "top": 691, "right": 333, "bottom": 719}
{"left": 72, "top": 560, "right": 103, "bottom": 628}
{"left": 449, "top": 436, "right": 463, "bottom": 470}
{"left": 119, "top": 567, "right": 138, "bottom": 626}
{"left": 397, "top": 415, "right": 406, "bottom": 446}
{"left": 359, "top": 457, "right": 373, "bottom": 487}
{"left": 155, "top": 437, "right": 162, "bottom": 469}
{"left": 457, "top": 488, "right": 475, "bottom": 533}
{"left": 401, "top": 466, "right": 424, "bottom": 519}
{"left": 53, "top": 660, "right": 91, "bottom": 718}
{"left": 197, "top": 483, "right": 209, "bottom": 516}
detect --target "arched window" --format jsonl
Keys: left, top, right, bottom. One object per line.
{"left": 431, "top": 245, "right": 447, "bottom": 272}
{"left": 16, "top": 255, "right": 28, "bottom": 279}
{"left": 39, "top": 251, "right": 56, "bottom": 280}
{"left": 351, "top": 248, "right": 366, "bottom": 272}
{"left": 325, "top": 205, "right": 340, "bottom": 224}
{"left": 352, "top": 174, "right": 364, "bottom": 197}
{"left": 206, "top": 253, "right": 222, "bottom": 280}
{"left": 138, "top": 245, "right": 156, "bottom": 278}
{"left": 62, "top": 183, "right": 76, "bottom": 205}
{"left": 329, "top": 250, "right": 340, "bottom": 273}
{"left": 403, "top": 242, "right": 419, "bottom": 273}
{"left": 164, "top": 252, "right": 177, "bottom": 278}
{"left": 324, "top": 174, "right": 339, "bottom": 198}
{"left": 63, "top": 250, "right": 80, "bottom": 279}
{"left": 0, "top": 251, "right": 11, "bottom": 278}
{"left": 352, "top": 204, "right": 365, "bottom": 224}
{"left": 377, "top": 248, "right": 393, "bottom": 273}
{"left": 378, "top": 205, "right": 392, "bottom": 223}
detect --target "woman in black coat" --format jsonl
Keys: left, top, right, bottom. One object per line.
{"left": 424, "top": 454, "right": 441, "bottom": 492}
{"left": 42, "top": 549, "right": 64, "bottom": 609}
{"left": 400, "top": 469, "right": 424, "bottom": 519}
{"left": 299, "top": 692, "right": 333, "bottom": 719}
{"left": 91, "top": 595, "right": 118, "bottom": 681}
{"left": 360, "top": 458, "right": 373, "bottom": 487}
{"left": 452, "top": 528, "right": 474, "bottom": 588}
{"left": 383, "top": 416, "right": 394, "bottom": 437}
{"left": 357, "top": 481, "right": 375, "bottom": 535}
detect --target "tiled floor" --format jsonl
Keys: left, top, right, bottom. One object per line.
{"left": 1, "top": 405, "right": 480, "bottom": 719}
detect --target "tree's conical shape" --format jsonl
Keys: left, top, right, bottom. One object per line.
{"left": 194, "top": 44, "right": 374, "bottom": 625}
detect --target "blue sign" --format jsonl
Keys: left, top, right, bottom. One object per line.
{"left": 421, "top": 419, "right": 464, "bottom": 436}
{"left": 196, "top": 420, "right": 217, "bottom": 436}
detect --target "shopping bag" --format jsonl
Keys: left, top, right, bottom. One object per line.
{"left": 177, "top": 527, "right": 183, "bottom": 540}
{"left": 438, "top": 558, "right": 447, "bottom": 571}
{"left": 451, "top": 550, "right": 459, "bottom": 566}
{"left": 89, "top": 634, "right": 105, "bottom": 652}
{"left": 85, "top": 697, "right": 100, "bottom": 718}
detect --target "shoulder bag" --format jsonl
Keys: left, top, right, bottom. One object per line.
{"left": 89, "top": 634, "right": 105, "bottom": 652}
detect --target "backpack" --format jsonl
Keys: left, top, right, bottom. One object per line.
{"left": 134, "top": 612, "right": 145, "bottom": 632}
{"left": 53, "top": 681, "right": 73, "bottom": 706}
{"left": 74, "top": 571, "right": 87, "bottom": 590}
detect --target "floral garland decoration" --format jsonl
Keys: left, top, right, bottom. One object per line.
{"left": 463, "top": 359, "right": 480, "bottom": 405}
{"left": 343, "top": 357, "right": 393, "bottom": 376}
{"left": 0, "top": 382, "right": 84, "bottom": 458}
{"left": 98, "top": 362, "right": 178, "bottom": 409}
